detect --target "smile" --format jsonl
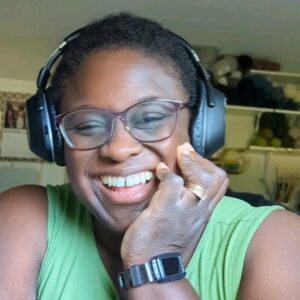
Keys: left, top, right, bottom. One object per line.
{"left": 100, "top": 171, "right": 153, "bottom": 188}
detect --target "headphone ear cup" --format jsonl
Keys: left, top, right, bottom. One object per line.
{"left": 190, "top": 81, "right": 206, "bottom": 156}
{"left": 25, "top": 89, "right": 65, "bottom": 166}
{"left": 204, "top": 85, "right": 226, "bottom": 157}
{"left": 190, "top": 82, "right": 226, "bottom": 158}
{"left": 45, "top": 88, "right": 65, "bottom": 166}
{"left": 26, "top": 91, "right": 54, "bottom": 162}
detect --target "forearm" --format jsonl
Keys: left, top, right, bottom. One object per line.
{"left": 127, "top": 279, "right": 200, "bottom": 300}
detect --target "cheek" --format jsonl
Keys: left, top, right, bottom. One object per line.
{"left": 160, "top": 113, "right": 190, "bottom": 172}
{"left": 64, "top": 148, "right": 90, "bottom": 185}
{"left": 64, "top": 149, "right": 100, "bottom": 209}
{"left": 175, "top": 110, "right": 191, "bottom": 145}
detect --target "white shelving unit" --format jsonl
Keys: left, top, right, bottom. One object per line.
{"left": 224, "top": 70, "right": 300, "bottom": 204}
{"left": 225, "top": 68, "right": 300, "bottom": 153}
{"left": 225, "top": 105, "right": 300, "bottom": 154}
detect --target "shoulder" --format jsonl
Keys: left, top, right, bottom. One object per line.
{"left": 246, "top": 209, "right": 300, "bottom": 269}
{"left": 0, "top": 185, "right": 48, "bottom": 298}
{"left": 0, "top": 184, "right": 47, "bottom": 217}
{"left": 239, "top": 209, "right": 300, "bottom": 298}
{"left": 0, "top": 184, "right": 48, "bottom": 219}
{"left": 0, "top": 184, "right": 47, "bottom": 203}
{"left": 0, "top": 184, "right": 48, "bottom": 257}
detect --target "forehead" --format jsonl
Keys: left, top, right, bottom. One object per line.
{"left": 60, "top": 48, "right": 188, "bottom": 113}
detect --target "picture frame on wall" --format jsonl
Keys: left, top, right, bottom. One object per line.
{"left": 4, "top": 100, "right": 26, "bottom": 130}
{"left": 0, "top": 90, "right": 40, "bottom": 160}
{"left": 0, "top": 90, "right": 31, "bottom": 129}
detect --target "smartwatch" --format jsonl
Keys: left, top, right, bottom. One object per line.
{"left": 118, "top": 252, "right": 186, "bottom": 290}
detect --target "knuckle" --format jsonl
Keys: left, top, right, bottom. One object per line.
{"left": 190, "top": 152, "right": 204, "bottom": 161}
{"left": 159, "top": 174, "right": 184, "bottom": 199}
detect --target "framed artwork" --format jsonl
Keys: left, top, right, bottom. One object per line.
{"left": 4, "top": 100, "right": 26, "bottom": 129}
{"left": 0, "top": 91, "right": 41, "bottom": 161}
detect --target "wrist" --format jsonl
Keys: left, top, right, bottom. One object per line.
{"left": 118, "top": 252, "right": 186, "bottom": 290}
{"left": 122, "top": 256, "right": 151, "bottom": 270}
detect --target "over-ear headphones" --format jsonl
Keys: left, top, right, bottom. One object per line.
{"left": 26, "top": 27, "right": 225, "bottom": 166}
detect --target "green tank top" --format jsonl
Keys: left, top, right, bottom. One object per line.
{"left": 37, "top": 184, "right": 282, "bottom": 299}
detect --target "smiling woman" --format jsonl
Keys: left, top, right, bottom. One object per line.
{"left": 0, "top": 12, "right": 300, "bottom": 300}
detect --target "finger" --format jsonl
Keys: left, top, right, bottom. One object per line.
{"left": 182, "top": 185, "right": 206, "bottom": 206}
{"left": 177, "top": 143, "right": 216, "bottom": 188}
{"left": 177, "top": 143, "right": 228, "bottom": 203}
{"left": 157, "top": 161, "right": 203, "bottom": 206}
{"left": 153, "top": 162, "right": 184, "bottom": 205}
{"left": 208, "top": 177, "right": 229, "bottom": 210}
{"left": 185, "top": 182, "right": 208, "bottom": 201}
{"left": 202, "top": 167, "right": 228, "bottom": 205}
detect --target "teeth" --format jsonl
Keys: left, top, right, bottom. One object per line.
{"left": 100, "top": 171, "right": 153, "bottom": 188}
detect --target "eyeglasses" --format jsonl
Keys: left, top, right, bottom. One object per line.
{"left": 57, "top": 99, "right": 190, "bottom": 150}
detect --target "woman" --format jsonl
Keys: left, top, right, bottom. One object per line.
{"left": 0, "top": 13, "right": 300, "bottom": 300}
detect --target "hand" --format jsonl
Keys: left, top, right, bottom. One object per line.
{"left": 121, "top": 143, "right": 229, "bottom": 267}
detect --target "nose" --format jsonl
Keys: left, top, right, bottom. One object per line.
{"left": 98, "top": 118, "right": 143, "bottom": 162}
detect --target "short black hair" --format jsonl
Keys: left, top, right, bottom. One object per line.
{"left": 51, "top": 12, "right": 199, "bottom": 108}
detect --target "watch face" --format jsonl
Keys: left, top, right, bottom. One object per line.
{"left": 161, "top": 257, "right": 181, "bottom": 275}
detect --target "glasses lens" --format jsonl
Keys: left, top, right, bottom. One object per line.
{"left": 59, "top": 100, "right": 182, "bottom": 150}
{"left": 127, "top": 100, "right": 179, "bottom": 142}
{"left": 61, "top": 108, "right": 111, "bottom": 149}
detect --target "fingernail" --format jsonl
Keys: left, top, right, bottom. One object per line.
{"left": 178, "top": 143, "right": 194, "bottom": 156}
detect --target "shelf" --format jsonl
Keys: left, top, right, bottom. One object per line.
{"left": 226, "top": 105, "right": 300, "bottom": 116}
{"left": 2, "top": 128, "right": 26, "bottom": 133}
{"left": 249, "top": 146, "right": 300, "bottom": 154}
{"left": 0, "top": 156, "right": 43, "bottom": 162}
{"left": 222, "top": 146, "right": 300, "bottom": 156}
{"left": 250, "top": 69, "right": 300, "bottom": 85}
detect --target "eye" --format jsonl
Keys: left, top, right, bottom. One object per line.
{"left": 132, "top": 112, "right": 171, "bottom": 129}
{"left": 71, "top": 121, "right": 107, "bottom": 136}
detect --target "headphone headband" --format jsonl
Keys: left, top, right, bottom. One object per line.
{"left": 170, "top": 32, "right": 216, "bottom": 108}
{"left": 37, "top": 30, "right": 81, "bottom": 89}
{"left": 37, "top": 28, "right": 215, "bottom": 106}
{"left": 26, "top": 24, "right": 225, "bottom": 165}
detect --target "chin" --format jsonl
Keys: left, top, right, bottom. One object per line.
{"left": 93, "top": 206, "right": 142, "bottom": 234}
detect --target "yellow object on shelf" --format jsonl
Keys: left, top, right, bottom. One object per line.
{"left": 220, "top": 149, "right": 249, "bottom": 174}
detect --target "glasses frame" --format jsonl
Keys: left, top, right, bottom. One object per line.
{"left": 56, "top": 99, "right": 191, "bottom": 150}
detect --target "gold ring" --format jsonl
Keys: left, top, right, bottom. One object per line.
{"left": 186, "top": 182, "right": 208, "bottom": 201}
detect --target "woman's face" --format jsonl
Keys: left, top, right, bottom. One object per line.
{"left": 61, "top": 48, "right": 191, "bottom": 232}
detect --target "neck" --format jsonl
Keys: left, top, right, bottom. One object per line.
{"left": 92, "top": 216, "right": 124, "bottom": 258}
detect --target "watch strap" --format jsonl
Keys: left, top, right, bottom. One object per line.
{"left": 118, "top": 261, "right": 155, "bottom": 289}
{"left": 118, "top": 252, "right": 186, "bottom": 290}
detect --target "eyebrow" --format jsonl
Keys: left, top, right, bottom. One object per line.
{"left": 68, "top": 95, "right": 162, "bottom": 111}
{"left": 136, "top": 95, "right": 161, "bottom": 103}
